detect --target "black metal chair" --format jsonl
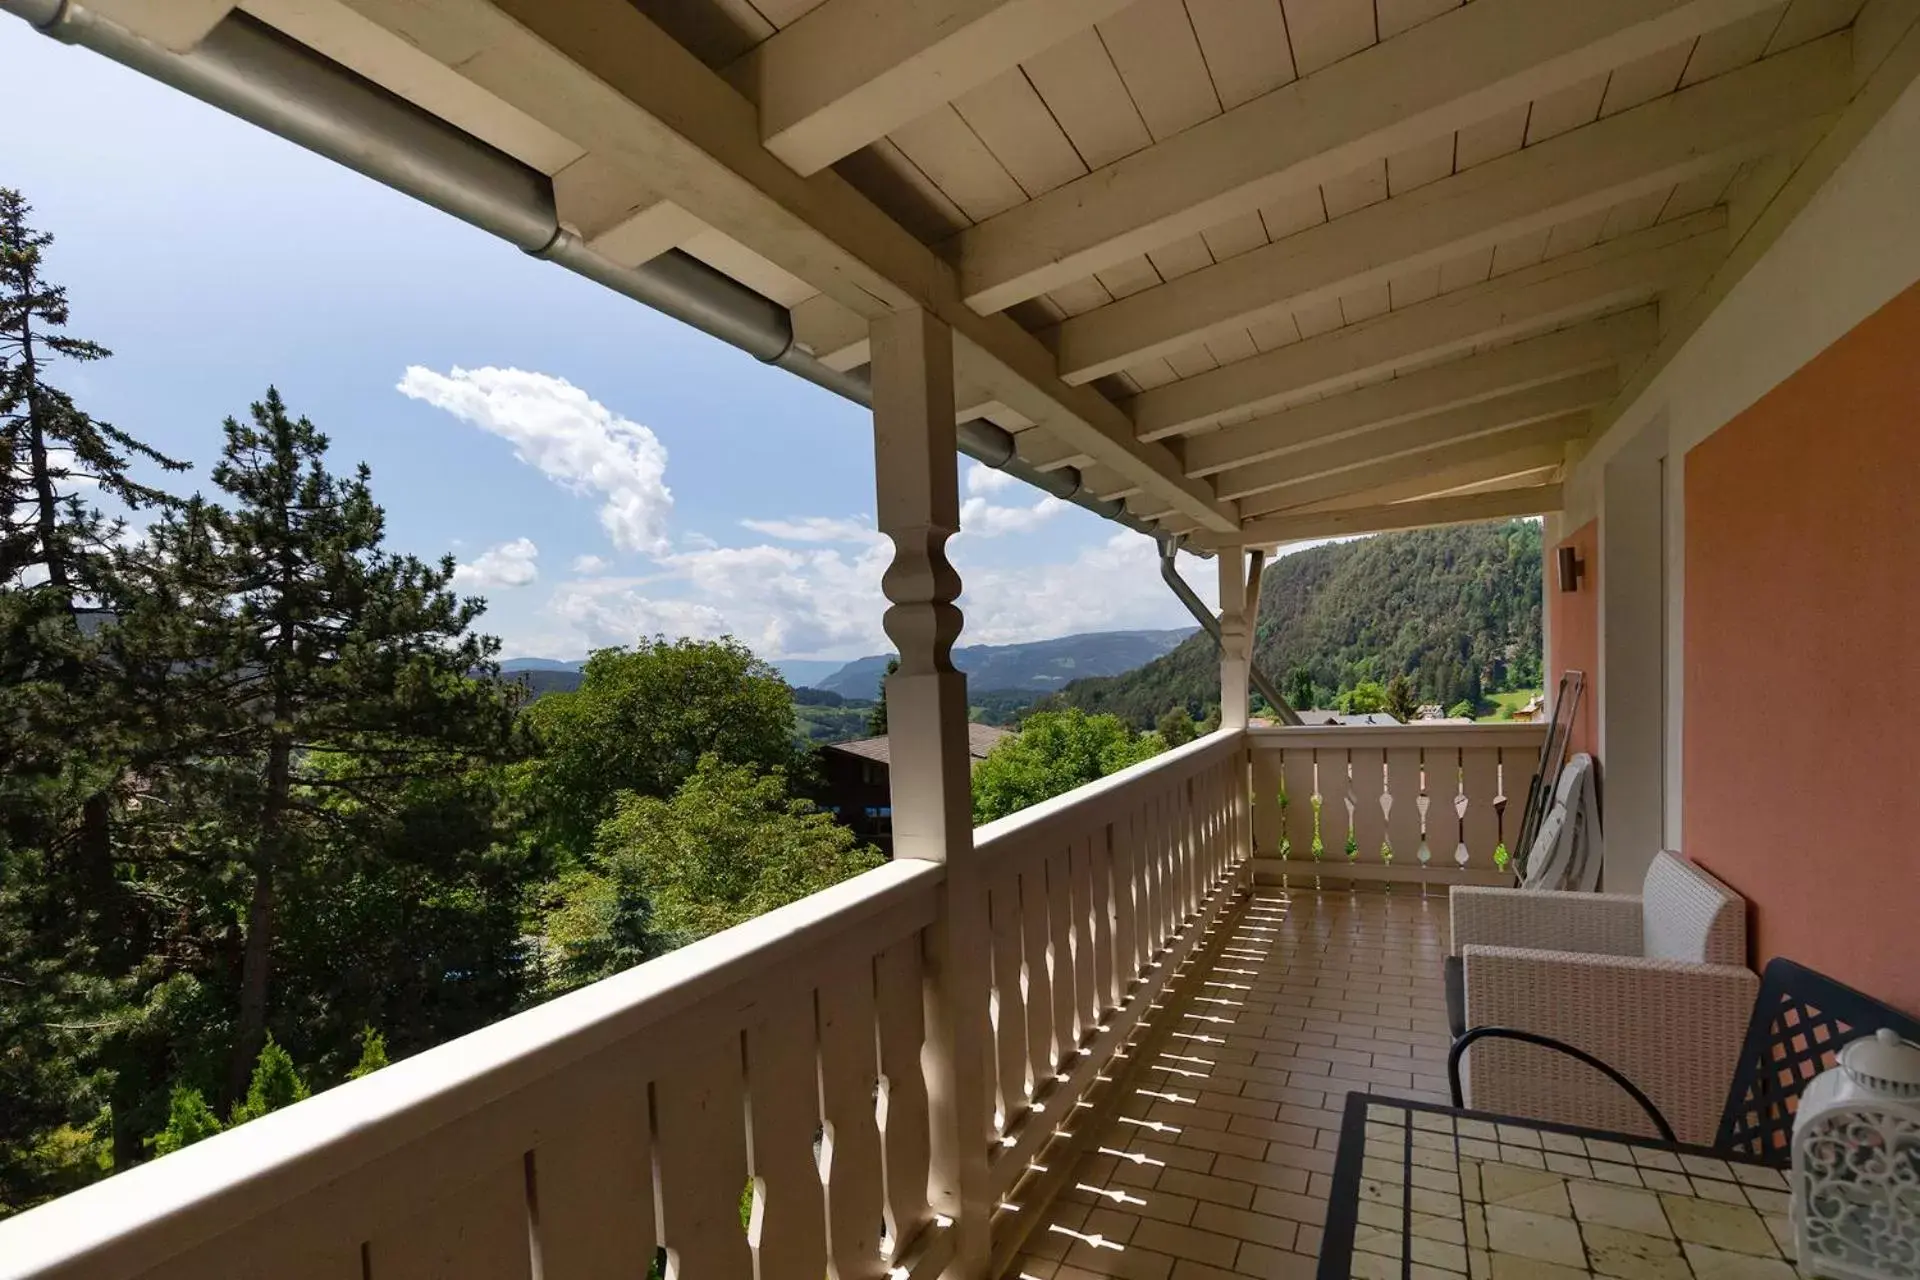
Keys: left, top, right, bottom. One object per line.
{"left": 1449, "top": 957, "right": 1920, "bottom": 1164}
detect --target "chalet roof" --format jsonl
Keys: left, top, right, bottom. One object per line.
{"left": 823, "top": 723, "right": 1013, "bottom": 767}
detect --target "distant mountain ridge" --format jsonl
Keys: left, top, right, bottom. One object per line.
{"left": 814, "top": 628, "right": 1196, "bottom": 700}
{"left": 1051, "top": 521, "right": 1543, "bottom": 727}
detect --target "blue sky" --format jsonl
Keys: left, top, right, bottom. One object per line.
{"left": 2, "top": 19, "right": 1225, "bottom": 661}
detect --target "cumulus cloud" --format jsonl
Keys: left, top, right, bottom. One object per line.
{"left": 960, "top": 493, "right": 1065, "bottom": 537}
{"left": 571, "top": 554, "right": 610, "bottom": 574}
{"left": 523, "top": 512, "right": 1219, "bottom": 659}
{"left": 453, "top": 537, "right": 539, "bottom": 589}
{"left": 398, "top": 366, "right": 673, "bottom": 554}
{"left": 965, "top": 463, "right": 1016, "bottom": 496}
{"left": 739, "top": 516, "right": 880, "bottom": 543}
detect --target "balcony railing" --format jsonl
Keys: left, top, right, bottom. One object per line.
{"left": 1249, "top": 722, "right": 1546, "bottom": 887}
{"left": 0, "top": 723, "right": 1525, "bottom": 1279}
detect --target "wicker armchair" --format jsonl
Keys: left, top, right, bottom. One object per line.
{"left": 1447, "top": 852, "right": 1758, "bottom": 1144}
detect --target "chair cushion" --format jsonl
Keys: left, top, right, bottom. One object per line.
{"left": 1445, "top": 954, "right": 1467, "bottom": 1040}
{"left": 1641, "top": 852, "right": 1747, "bottom": 965}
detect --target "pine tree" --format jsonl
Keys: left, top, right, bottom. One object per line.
{"left": 346, "top": 1027, "right": 388, "bottom": 1080}
{"left": 227, "top": 1035, "right": 309, "bottom": 1126}
{"left": 122, "top": 389, "right": 517, "bottom": 1102}
{"left": 150, "top": 1088, "right": 223, "bottom": 1156}
{"left": 0, "top": 190, "right": 188, "bottom": 1196}
{"left": 866, "top": 657, "right": 899, "bottom": 736}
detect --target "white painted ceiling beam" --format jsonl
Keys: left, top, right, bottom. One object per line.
{"left": 1226, "top": 485, "right": 1565, "bottom": 548}
{"left": 1212, "top": 384, "right": 1605, "bottom": 501}
{"left": 86, "top": 0, "right": 237, "bottom": 49}
{"left": 1044, "top": 36, "right": 1849, "bottom": 384}
{"left": 332, "top": 0, "right": 1238, "bottom": 533}
{"left": 1128, "top": 211, "right": 1724, "bottom": 441}
{"left": 952, "top": 0, "right": 1792, "bottom": 313}
{"left": 725, "top": 0, "right": 1135, "bottom": 176}
{"left": 1238, "top": 426, "right": 1580, "bottom": 518}
{"left": 1182, "top": 310, "right": 1650, "bottom": 478}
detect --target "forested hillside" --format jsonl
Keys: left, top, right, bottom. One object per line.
{"left": 1054, "top": 521, "right": 1543, "bottom": 727}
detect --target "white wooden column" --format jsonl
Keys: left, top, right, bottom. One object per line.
{"left": 869, "top": 307, "right": 993, "bottom": 1274}
{"left": 1217, "top": 544, "right": 1250, "bottom": 730}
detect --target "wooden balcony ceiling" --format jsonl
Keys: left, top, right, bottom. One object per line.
{"left": 178, "top": 0, "right": 1906, "bottom": 541}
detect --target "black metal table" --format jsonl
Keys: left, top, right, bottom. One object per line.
{"left": 1317, "top": 1092, "right": 1805, "bottom": 1279}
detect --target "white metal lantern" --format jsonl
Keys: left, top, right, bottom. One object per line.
{"left": 1791, "top": 1028, "right": 1920, "bottom": 1279}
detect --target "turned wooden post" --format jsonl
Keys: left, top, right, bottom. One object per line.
{"left": 869, "top": 307, "right": 993, "bottom": 1275}
{"left": 1217, "top": 543, "right": 1250, "bottom": 731}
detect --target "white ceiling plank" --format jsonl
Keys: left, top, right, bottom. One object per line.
{"left": 1041, "top": 36, "right": 1845, "bottom": 382}
{"left": 1386, "top": 134, "right": 1456, "bottom": 195}
{"left": 1524, "top": 72, "right": 1608, "bottom": 142}
{"left": 1453, "top": 102, "right": 1530, "bottom": 169}
{"left": 725, "top": 0, "right": 1137, "bottom": 174}
{"left": 331, "top": 0, "right": 1238, "bottom": 531}
{"left": 1681, "top": 3, "right": 1787, "bottom": 81}
{"left": 1766, "top": 0, "right": 1866, "bottom": 51}
{"left": 1099, "top": 0, "right": 1223, "bottom": 139}
{"left": 1200, "top": 210, "right": 1273, "bottom": 261}
{"left": 1205, "top": 327, "right": 1261, "bottom": 365}
{"left": 1321, "top": 157, "right": 1389, "bottom": 216}
{"left": 1437, "top": 243, "right": 1496, "bottom": 292}
{"left": 951, "top": 0, "right": 1791, "bottom": 312}
{"left": 1187, "top": 320, "right": 1636, "bottom": 480}
{"left": 1339, "top": 282, "right": 1392, "bottom": 324}
{"left": 1147, "top": 233, "right": 1218, "bottom": 281}
{"left": 1186, "top": 0, "right": 1299, "bottom": 108}
{"left": 1257, "top": 186, "right": 1328, "bottom": 239}
{"left": 887, "top": 105, "right": 1029, "bottom": 221}
{"left": 834, "top": 138, "right": 972, "bottom": 239}
{"left": 1021, "top": 27, "right": 1154, "bottom": 168}
{"left": 1280, "top": 0, "right": 1377, "bottom": 75}
{"left": 1093, "top": 254, "right": 1165, "bottom": 300}
{"left": 1600, "top": 40, "right": 1695, "bottom": 114}
{"left": 1229, "top": 408, "right": 1589, "bottom": 504}
{"left": 1227, "top": 484, "right": 1564, "bottom": 544}
{"left": 952, "top": 68, "right": 1089, "bottom": 199}
{"left": 1241, "top": 432, "right": 1572, "bottom": 515}
{"left": 1489, "top": 226, "right": 1551, "bottom": 276}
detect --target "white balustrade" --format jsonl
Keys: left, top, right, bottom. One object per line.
{"left": 0, "top": 732, "right": 1258, "bottom": 1280}
{"left": 1248, "top": 723, "right": 1546, "bottom": 888}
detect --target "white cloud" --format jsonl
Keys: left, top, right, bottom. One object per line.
{"left": 960, "top": 493, "right": 1065, "bottom": 537}
{"left": 520, "top": 513, "right": 1217, "bottom": 659}
{"left": 571, "top": 553, "right": 610, "bottom": 574}
{"left": 739, "top": 516, "right": 877, "bottom": 543}
{"left": 965, "top": 462, "right": 1017, "bottom": 496}
{"left": 453, "top": 537, "right": 539, "bottom": 589}
{"left": 398, "top": 365, "right": 673, "bottom": 554}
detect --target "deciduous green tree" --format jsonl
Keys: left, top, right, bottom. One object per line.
{"left": 1155, "top": 706, "right": 1197, "bottom": 747}
{"left": 525, "top": 637, "right": 796, "bottom": 857}
{"left": 972, "top": 709, "right": 1162, "bottom": 823}
{"left": 545, "top": 756, "right": 881, "bottom": 983}
{"left": 1336, "top": 681, "right": 1390, "bottom": 715}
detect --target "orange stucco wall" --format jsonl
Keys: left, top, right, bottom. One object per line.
{"left": 1549, "top": 521, "right": 1600, "bottom": 761}
{"left": 1685, "top": 279, "right": 1920, "bottom": 1016}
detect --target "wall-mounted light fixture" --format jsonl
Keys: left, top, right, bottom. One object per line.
{"left": 1557, "top": 545, "right": 1587, "bottom": 593}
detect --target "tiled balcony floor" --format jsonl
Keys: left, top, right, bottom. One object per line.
{"left": 1009, "top": 884, "right": 1455, "bottom": 1280}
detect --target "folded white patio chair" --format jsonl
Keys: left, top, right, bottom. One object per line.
{"left": 1448, "top": 851, "right": 1759, "bottom": 1144}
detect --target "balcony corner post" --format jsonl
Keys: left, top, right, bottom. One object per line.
{"left": 870, "top": 307, "right": 995, "bottom": 1276}
{"left": 1217, "top": 542, "right": 1250, "bottom": 731}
